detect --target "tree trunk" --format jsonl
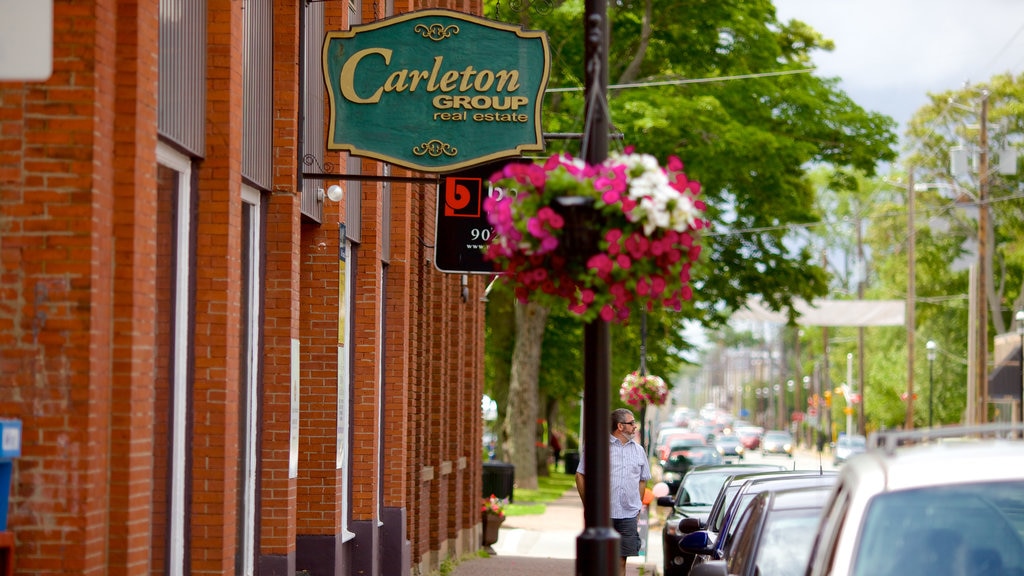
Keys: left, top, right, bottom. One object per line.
{"left": 502, "top": 300, "right": 550, "bottom": 490}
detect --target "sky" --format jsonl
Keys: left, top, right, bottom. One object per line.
{"left": 773, "top": 0, "right": 1024, "bottom": 133}
{"left": 683, "top": 2, "right": 1024, "bottom": 357}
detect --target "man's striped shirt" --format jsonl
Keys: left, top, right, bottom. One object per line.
{"left": 577, "top": 435, "right": 652, "bottom": 519}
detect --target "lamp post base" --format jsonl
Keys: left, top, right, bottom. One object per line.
{"left": 576, "top": 527, "right": 620, "bottom": 576}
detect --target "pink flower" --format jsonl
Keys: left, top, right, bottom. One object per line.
{"left": 482, "top": 151, "right": 706, "bottom": 323}
{"left": 587, "top": 254, "right": 614, "bottom": 279}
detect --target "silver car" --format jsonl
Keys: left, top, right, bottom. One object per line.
{"left": 832, "top": 434, "right": 866, "bottom": 465}
{"left": 805, "top": 424, "right": 1024, "bottom": 576}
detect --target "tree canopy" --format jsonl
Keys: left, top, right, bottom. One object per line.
{"left": 482, "top": 0, "right": 901, "bottom": 484}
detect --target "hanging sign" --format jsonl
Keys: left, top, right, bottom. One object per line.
{"left": 434, "top": 159, "right": 529, "bottom": 274}
{"left": 322, "top": 9, "right": 550, "bottom": 173}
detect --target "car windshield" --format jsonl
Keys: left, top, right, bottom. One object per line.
{"left": 838, "top": 435, "right": 866, "bottom": 448}
{"left": 677, "top": 472, "right": 734, "bottom": 508}
{"left": 751, "top": 509, "right": 822, "bottom": 576}
{"left": 852, "top": 481, "right": 1024, "bottom": 576}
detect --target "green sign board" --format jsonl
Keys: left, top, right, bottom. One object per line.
{"left": 322, "top": 10, "right": 550, "bottom": 173}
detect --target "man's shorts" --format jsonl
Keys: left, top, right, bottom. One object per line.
{"left": 612, "top": 516, "right": 641, "bottom": 557}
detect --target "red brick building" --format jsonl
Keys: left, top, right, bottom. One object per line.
{"left": 0, "top": 1, "right": 488, "bottom": 574}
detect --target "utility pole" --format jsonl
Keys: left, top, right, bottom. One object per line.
{"left": 856, "top": 212, "right": 866, "bottom": 435}
{"left": 975, "top": 92, "right": 990, "bottom": 423}
{"left": 905, "top": 171, "right": 916, "bottom": 429}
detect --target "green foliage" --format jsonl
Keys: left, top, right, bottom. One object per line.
{"left": 504, "top": 468, "right": 578, "bottom": 516}
{"left": 483, "top": 0, "right": 902, "bottom": 442}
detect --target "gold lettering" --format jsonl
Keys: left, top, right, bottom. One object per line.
{"left": 494, "top": 70, "right": 520, "bottom": 92}
{"left": 345, "top": 52, "right": 524, "bottom": 100}
{"left": 426, "top": 57, "right": 445, "bottom": 91}
{"left": 474, "top": 71, "right": 495, "bottom": 91}
{"left": 458, "top": 66, "right": 478, "bottom": 91}
{"left": 408, "top": 70, "right": 430, "bottom": 92}
{"left": 440, "top": 71, "right": 460, "bottom": 91}
{"left": 340, "top": 47, "right": 392, "bottom": 104}
{"left": 384, "top": 69, "right": 411, "bottom": 93}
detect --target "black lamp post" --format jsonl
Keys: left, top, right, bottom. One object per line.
{"left": 576, "top": 0, "right": 618, "bottom": 572}
{"left": 926, "top": 340, "right": 936, "bottom": 428}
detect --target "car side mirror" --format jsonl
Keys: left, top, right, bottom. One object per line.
{"left": 679, "top": 517, "right": 702, "bottom": 534}
{"left": 690, "top": 560, "right": 728, "bottom": 576}
{"left": 657, "top": 496, "right": 675, "bottom": 507}
{"left": 679, "top": 531, "right": 714, "bottom": 555}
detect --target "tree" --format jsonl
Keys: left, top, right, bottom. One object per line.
{"left": 904, "top": 73, "right": 1024, "bottom": 335}
{"left": 483, "top": 0, "right": 899, "bottom": 487}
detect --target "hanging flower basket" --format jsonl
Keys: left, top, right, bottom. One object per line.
{"left": 483, "top": 150, "right": 707, "bottom": 322}
{"left": 620, "top": 371, "right": 669, "bottom": 407}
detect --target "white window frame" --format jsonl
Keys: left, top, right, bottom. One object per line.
{"left": 238, "top": 185, "right": 262, "bottom": 576}
{"left": 339, "top": 236, "right": 355, "bottom": 542}
{"left": 156, "top": 142, "right": 192, "bottom": 576}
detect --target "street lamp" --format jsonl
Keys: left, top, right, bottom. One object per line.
{"left": 1016, "top": 310, "right": 1024, "bottom": 424}
{"left": 926, "top": 341, "right": 936, "bottom": 428}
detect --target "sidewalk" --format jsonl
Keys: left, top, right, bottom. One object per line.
{"left": 452, "top": 487, "right": 662, "bottom": 576}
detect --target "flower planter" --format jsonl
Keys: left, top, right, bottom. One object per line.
{"left": 481, "top": 513, "right": 505, "bottom": 553}
{"left": 484, "top": 151, "right": 707, "bottom": 322}
{"left": 551, "top": 195, "right": 600, "bottom": 260}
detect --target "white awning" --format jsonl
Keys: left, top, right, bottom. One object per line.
{"left": 732, "top": 298, "right": 905, "bottom": 327}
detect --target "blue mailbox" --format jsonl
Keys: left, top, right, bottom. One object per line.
{"left": 0, "top": 418, "right": 21, "bottom": 532}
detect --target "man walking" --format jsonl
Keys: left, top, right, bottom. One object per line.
{"left": 574, "top": 408, "right": 651, "bottom": 575}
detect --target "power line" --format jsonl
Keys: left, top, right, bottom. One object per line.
{"left": 545, "top": 68, "right": 817, "bottom": 93}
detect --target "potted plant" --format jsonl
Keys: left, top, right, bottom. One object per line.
{"left": 480, "top": 493, "right": 508, "bottom": 553}
{"left": 484, "top": 149, "right": 707, "bottom": 322}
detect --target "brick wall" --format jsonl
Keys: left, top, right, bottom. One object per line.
{"left": 0, "top": 1, "right": 490, "bottom": 575}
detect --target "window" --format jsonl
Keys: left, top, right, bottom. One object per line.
{"left": 154, "top": 143, "right": 194, "bottom": 576}
{"left": 236, "top": 186, "right": 263, "bottom": 575}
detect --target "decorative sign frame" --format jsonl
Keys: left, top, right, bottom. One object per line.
{"left": 322, "top": 9, "right": 550, "bottom": 173}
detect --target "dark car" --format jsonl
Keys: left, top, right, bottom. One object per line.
{"left": 690, "top": 486, "right": 832, "bottom": 576}
{"left": 661, "top": 446, "right": 725, "bottom": 493}
{"left": 681, "top": 471, "right": 838, "bottom": 573}
{"left": 657, "top": 464, "right": 786, "bottom": 576}
{"left": 714, "top": 434, "right": 745, "bottom": 460}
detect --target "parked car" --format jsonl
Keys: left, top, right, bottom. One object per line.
{"left": 691, "top": 486, "right": 833, "bottom": 576}
{"left": 736, "top": 427, "right": 763, "bottom": 450}
{"left": 832, "top": 433, "right": 866, "bottom": 465}
{"left": 658, "top": 429, "right": 708, "bottom": 460}
{"left": 661, "top": 446, "right": 724, "bottom": 492}
{"left": 714, "top": 434, "right": 745, "bottom": 460}
{"left": 681, "top": 471, "right": 838, "bottom": 573}
{"left": 657, "top": 464, "right": 786, "bottom": 576}
{"left": 760, "top": 430, "right": 794, "bottom": 457}
{"left": 805, "top": 424, "right": 1024, "bottom": 576}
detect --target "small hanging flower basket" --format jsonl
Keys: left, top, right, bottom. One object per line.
{"left": 619, "top": 371, "right": 669, "bottom": 408}
{"left": 483, "top": 150, "right": 707, "bottom": 322}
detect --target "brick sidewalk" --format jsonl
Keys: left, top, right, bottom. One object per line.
{"left": 451, "top": 487, "right": 660, "bottom": 576}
